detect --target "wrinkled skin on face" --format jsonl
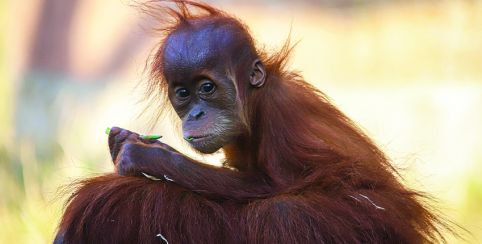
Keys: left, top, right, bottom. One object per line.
{"left": 162, "top": 21, "right": 247, "bottom": 154}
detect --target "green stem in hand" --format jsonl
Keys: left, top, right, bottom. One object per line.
{"left": 105, "top": 127, "right": 162, "bottom": 140}
{"left": 140, "top": 135, "right": 163, "bottom": 140}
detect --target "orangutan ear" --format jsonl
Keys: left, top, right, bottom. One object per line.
{"left": 249, "top": 59, "right": 266, "bottom": 88}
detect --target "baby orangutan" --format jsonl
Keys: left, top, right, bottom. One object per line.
{"left": 55, "top": 1, "right": 448, "bottom": 243}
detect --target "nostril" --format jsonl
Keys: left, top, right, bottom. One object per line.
{"left": 195, "top": 111, "right": 205, "bottom": 119}
{"left": 187, "top": 107, "right": 206, "bottom": 121}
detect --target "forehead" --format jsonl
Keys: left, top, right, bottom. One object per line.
{"left": 163, "top": 22, "right": 239, "bottom": 75}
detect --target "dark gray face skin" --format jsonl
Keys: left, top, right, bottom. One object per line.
{"left": 162, "top": 23, "right": 245, "bottom": 154}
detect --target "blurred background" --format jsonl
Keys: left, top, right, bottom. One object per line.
{"left": 1, "top": 0, "right": 481, "bottom": 242}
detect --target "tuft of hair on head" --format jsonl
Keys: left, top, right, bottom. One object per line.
{"left": 137, "top": 0, "right": 228, "bottom": 82}
{"left": 258, "top": 29, "right": 299, "bottom": 78}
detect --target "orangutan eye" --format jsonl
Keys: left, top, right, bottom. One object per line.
{"left": 199, "top": 81, "right": 216, "bottom": 94}
{"left": 175, "top": 88, "right": 190, "bottom": 98}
